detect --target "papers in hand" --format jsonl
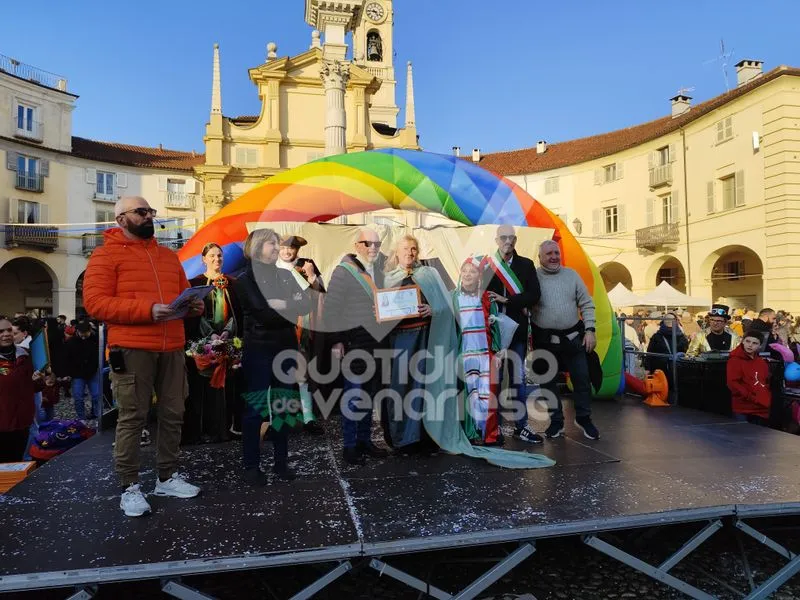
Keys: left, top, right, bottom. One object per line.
{"left": 166, "top": 286, "right": 214, "bottom": 320}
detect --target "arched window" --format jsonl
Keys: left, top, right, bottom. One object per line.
{"left": 367, "top": 30, "right": 383, "bottom": 62}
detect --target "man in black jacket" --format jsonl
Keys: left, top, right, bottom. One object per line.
{"left": 64, "top": 321, "right": 101, "bottom": 420}
{"left": 749, "top": 308, "right": 781, "bottom": 357}
{"left": 484, "top": 225, "right": 542, "bottom": 444}
{"left": 325, "top": 228, "right": 392, "bottom": 465}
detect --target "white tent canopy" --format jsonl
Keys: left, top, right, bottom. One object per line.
{"left": 637, "top": 281, "right": 710, "bottom": 307}
{"left": 606, "top": 283, "right": 645, "bottom": 307}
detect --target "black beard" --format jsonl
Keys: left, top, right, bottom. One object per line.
{"left": 128, "top": 221, "right": 155, "bottom": 239}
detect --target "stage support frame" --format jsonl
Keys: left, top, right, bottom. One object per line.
{"left": 288, "top": 561, "right": 353, "bottom": 600}
{"left": 369, "top": 541, "right": 536, "bottom": 600}
{"left": 735, "top": 519, "right": 800, "bottom": 600}
{"left": 583, "top": 519, "right": 725, "bottom": 600}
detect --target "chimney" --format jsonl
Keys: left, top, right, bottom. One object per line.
{"left": 735, "top": 59, "right": 763, "bottom": 87}
{"left": 452, "top": 146, "right": 461, "bottom": 157}
{"left": 472, "top": 148, "right": 481, "bottom": 163}
{"left": 670, "top": 94, "right": 692, "bottom": 118}
{"left": 536, "top": 140, "right": 548, "bottom": 154}
{"left": 158, "top": 143, "right": 163, "bottom": 151}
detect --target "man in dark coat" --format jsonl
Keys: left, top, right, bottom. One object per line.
{"left": 324, "top": 228, "right": 392, "bottom": 465}
{"left": 483, "top": 225, "right": 542, "bottom": 444}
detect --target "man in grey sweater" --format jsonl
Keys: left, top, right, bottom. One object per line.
{"left": 530, "top": 240, "right": 600, "bottom": 440}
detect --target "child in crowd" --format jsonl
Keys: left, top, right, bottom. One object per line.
{"left": 727, "top": 330, "right": 771, "bottom": 426}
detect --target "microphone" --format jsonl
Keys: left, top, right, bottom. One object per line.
{"left": 153, "top": 218, "right": 166, "bottom": 230}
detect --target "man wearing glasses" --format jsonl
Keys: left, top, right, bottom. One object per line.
{"left": 484, "top": 224, "right": 542, "bottom": 444}
{"left": 83, "top": 196, "right": 205, "bottom": 517}
{"left": 325, "top": 228, "right": 391, "bottom": 465}
{"left": 687, "top": 304, "right": 741, "bottom": 357}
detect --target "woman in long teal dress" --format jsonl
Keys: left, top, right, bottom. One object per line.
{"left": 384, "top": 237, "right": 554, "bottom": 469}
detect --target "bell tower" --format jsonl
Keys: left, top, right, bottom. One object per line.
{"left": 353, "top": 0, "right": 399, "bottom": 128}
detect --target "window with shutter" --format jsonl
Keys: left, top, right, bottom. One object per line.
{"left": 657, "top": 146, "right": 670, "bottom": 166}
{"left": 603, "top": 164, "right": 617, "bottom": 183}
{"left": 592, "top": 209, "right": 600, "bottom": 235}
{"left": 617, "top": 205, "right": 626, "bottom": 232}
{"left": 716, "top": 118, "right": 733, "bottom": 143}
{"left": 545, "top": 177, "right": 559, "bottom": 194}
{"left": 735, "top": 170, "right": 745, "bottom": 206}
{"left": 40, "top": 159, "right": 49, "bottom": 177}
{"left": 672, "top": 190, "right": 681, "bottom": 223}
{"left": 646, "top": 198, "right": 654, "bottom": 226}
{"left": 661, "top": 194, "right": 672, "bottom": 224}
{"left": 669, "top": 144, "right": 676, "bottom": 163}
{"left": 603, "top": 205, "right": 619, "bottom": 234}
{"left": 6, "top": 151, "right": 19, "bottom": 171}
{"left": 117, "top": 173, "right": 128, "bottom": 188}
{"left": 707, "top": 181, "right": 715, "bottom": 214}
{"left": 594, "top": 169, "right": 603, "bottom": 185}
{"left": 616, "top": 162, "right": 624, "bottom": 180}
{"left": 85, "top": 168, "right": 96, "bottom": 184}
{"left": 722, "top": 175, "right": 735, "bottom": 210}
{"left": 716, "top": 121, "right": 725, "bottom": 143}
{"left": 725, "top": 117, "right": 733, "bottom": 140}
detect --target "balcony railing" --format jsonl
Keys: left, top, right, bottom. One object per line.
{"left": 82, "top": 232, "right": 104, "bottom": 256}
{"left": 636, "top": 222, "right": 680, "bottom": 249}
{"left": 649, "top": 163, "right": 672, "bottom": 188}
{"left": 13, "top": 117, "right": 43, "bottom": 142}
{"left": 4, "top": 225, "right": 58, "bottom": 251}
{"left": 0, "top": 53, "right": 68, "bottom": 91}
{"left": 165, "top": 191, "right": 196, "bottom": 210}
{"left": 15, "top": 171, "right": 44, "bottom": 192}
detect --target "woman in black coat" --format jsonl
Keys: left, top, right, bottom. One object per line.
{"left": 645, "top": 312, "right": 689, "bottom": 382}
{"left": 182, "top": 243, "right": 244, "bottom": 444}
{"left": 234, "top": 228, "right": 312, "bottom": 485}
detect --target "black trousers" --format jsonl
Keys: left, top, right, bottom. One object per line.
{"left": 0, "top": 429, "right": 30, "bottom": 463}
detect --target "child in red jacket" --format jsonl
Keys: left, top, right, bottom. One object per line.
{"left": 727, "top": 330, "right": 771, "bottom": 426}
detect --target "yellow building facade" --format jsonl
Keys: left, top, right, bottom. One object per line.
{"left": 474, "top": 61, "right": 800, "bottom": 314}
{"left": 196, "top": 0, "right": 419, "bottom": 218}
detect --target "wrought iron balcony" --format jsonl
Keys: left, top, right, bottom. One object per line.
{"left": 164, "top": 191, "right": 196, "bottom": 210}
{"left": 1, "top": 53, "right": 68, "bottom": 91}
{"left": 15, "top": 171, "right": 44, "bottom": 192}
{"left": 4, "top": 225, "right": 58, "bottom": 251}
{"left": 13, "top": 117, "right": 43, "bottom": 142}
{"left": 636, "top": 222, "right": 680, "bottom": 249}
{"left": 649, "top": 163, "right": 672, "bottom": 188}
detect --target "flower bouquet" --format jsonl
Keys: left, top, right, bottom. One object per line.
{"left": 186, "top": 328, "right": 242, "bottom": 389}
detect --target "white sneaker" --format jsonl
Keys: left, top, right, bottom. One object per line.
{"left": 120, "top": 484, "right": 152, "bottom": 517}
{"left": 153, "top": 472, "right": 201, "bottom": 498}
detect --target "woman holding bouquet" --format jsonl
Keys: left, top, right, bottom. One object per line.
{"left": 183, "top": 243, "right": 243, "bottom": 445}
{"left": 235, "top": 228, "right": 312, "bottom": 485}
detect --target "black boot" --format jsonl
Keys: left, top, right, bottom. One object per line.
{"left": 358, "top": 441, "right": 389, "bottom": 458}
{"left": 273, "top": 467, "right": 296, "bottom": 481}
{"left": 343, "top": 447, "right": 366, "bottom": 466}
{"left": 243, "top": 467, "right": 268, "bottom": 486}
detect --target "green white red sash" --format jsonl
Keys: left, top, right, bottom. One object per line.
{"left": 488, "top": 251, "right": 523, "bottom": 296}
{"left": 340, "top": 260, "right": 377, "bottom": 296}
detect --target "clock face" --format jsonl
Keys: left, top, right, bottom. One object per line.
{"left": 365, "top": 1, "right": 384, "bottom": 22}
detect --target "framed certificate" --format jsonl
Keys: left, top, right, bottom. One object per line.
{"left": 375, "top": 285, "right": 422, "bottom": 322}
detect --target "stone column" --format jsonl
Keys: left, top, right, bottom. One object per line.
{"left": 320, "top": 59, "right": 350, "bottom": 157}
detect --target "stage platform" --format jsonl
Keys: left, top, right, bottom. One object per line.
{"left": 1, "top": 398, "right": 799, "bottom": 599}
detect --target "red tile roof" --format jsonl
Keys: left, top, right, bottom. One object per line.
{"left": 472, "top": 65, "right": 800, "bottom": 176}
{"left": 71, "top": 137, "right": 205, "bottom": 172}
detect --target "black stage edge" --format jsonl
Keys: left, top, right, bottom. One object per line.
{"left": 1, "top": 398, "right": 800, "bottom": 599}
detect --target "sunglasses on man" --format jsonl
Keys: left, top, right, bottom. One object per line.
{"left": 358, "top": 241, "right": 382, "bottom": 248}
{"left": 119, "top": 208, "right": 157, "bottom": 218}
{"left": 497, "top": 235, "right": 517, "bottom": 242}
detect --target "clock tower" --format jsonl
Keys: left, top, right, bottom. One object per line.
{"left": 353, "top": 0, "right": 399, "bottom": 128}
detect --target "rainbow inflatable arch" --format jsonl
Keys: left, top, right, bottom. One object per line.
{"left": 179, "top": 149, "right": 623, "bottom": 397}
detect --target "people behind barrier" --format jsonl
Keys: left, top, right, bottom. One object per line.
{"left": 686, "top": 304, "right": 741, "bottom": 357}
{"left": 644, "top": 312, "right": 689, "bottom": 385}
{"left": 726, "top": 331, "right": 772, "bottom": 427}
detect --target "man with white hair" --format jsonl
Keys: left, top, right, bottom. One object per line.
{"left": 484, "top": 224, "right": 542, "bottom": 444}
{"left": 325, "top": 228, "right": 392, "bottom": 466}
{"left": 84, "top": 196, "right": 205, "bottom": 516}
{"left": 531, "top": 239, "right": 599, "bottom": 440}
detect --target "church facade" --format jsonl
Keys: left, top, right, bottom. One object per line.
{"left": 196, "top": 0, "right": 419, "bottom": 218}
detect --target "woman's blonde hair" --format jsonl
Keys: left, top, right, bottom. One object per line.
{"left": 385, "top": 234, "right": 421, "bottom": 271}
{"left": 243, "top": 228, "right": 279, "bottom": 261}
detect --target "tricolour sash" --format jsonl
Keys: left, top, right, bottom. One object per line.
{"left": 487, "top": 251, "right": 523, "bottom": 296}
{"left": 340, "top": 261, "right": 377, "bottom": 297}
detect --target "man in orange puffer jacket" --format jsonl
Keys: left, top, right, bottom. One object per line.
{"left": 84, "top": 196, "right": 205, "bottom": 517}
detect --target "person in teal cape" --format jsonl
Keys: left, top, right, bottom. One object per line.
{"left": 384, "top": 238, "right": 554, "bottom": 470}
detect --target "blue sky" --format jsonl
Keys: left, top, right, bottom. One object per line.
{"left": 2, "top": 0, "right": 797, "bottom": 156}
